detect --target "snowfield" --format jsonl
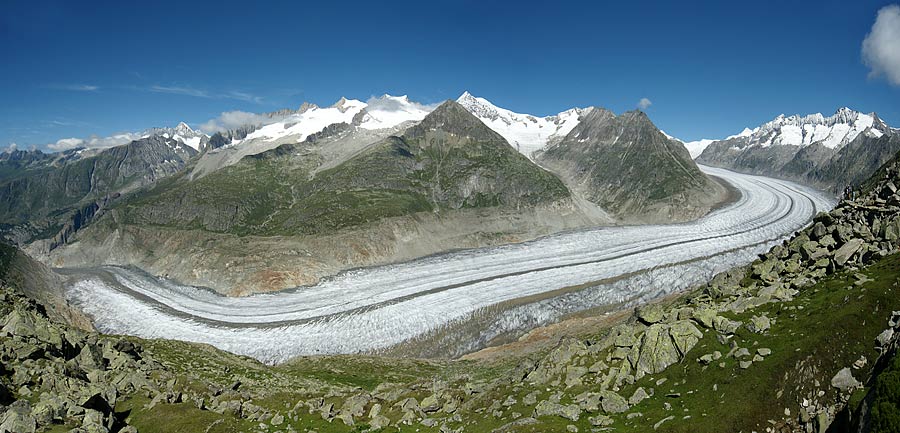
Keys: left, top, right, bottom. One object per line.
{"left": 65, "top": 166, "right": 834, "bottom": 364}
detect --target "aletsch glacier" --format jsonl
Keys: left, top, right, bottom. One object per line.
{"left": 63, "top": 166, "right": 834, "bottom": 364}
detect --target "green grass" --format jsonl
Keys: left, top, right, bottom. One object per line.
{"left": 111, "top": 254, "right": 900, "bottom": 433}
{"left": 110, "top": 127, "right": 570, "bottom": 239}
{"left": 578, "top": 254, "right": 900, "bottom": 433}
{"left": 867, "top": 345, "right": 900, "bottom": 432}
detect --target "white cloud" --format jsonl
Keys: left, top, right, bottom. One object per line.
{"left": 47, "top": 84, "right": 99, "bottom": 92}
{"left": 863, "top": 4, "right": 900, "bottom": 86}
{"left": 364, "top": 95, "right": 439, "bottom": 113}
{"left": 198, "top": 111, "right": 276, "bottom": 134}
{"left": 638, "top": 98, "right": 653, "bottom": 110}
{"left": 149, "top": 85, "right": 264, "bottom": 104}
{"left": 46, "top": 132, "right": 144, "bottom": 152}
{"left": 227, "top": 91, "right": 265, "bottom": 104}
{"left": 48, "top": 138, "right": 85, "bottom": 151}
{"left": 150, "top": 85, "right": 210, "bottom": 98}
{"left": 4, "top": 143, "right": 17, "bottom": 153}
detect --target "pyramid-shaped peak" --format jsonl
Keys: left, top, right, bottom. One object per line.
{"left": 405, "top": 100, "right": 505, "bottom": 143}
{"left": 174, "top": 121, "right": 194, "bottom": 134}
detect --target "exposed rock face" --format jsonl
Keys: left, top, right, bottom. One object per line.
{"left": 627, "top": 321, "right": 702, "bottom": 378}
{"left": 537, "top": 109, "right": 728, "bottom": 223}
{"left": 830, "top": 368, "right": 860, "bottom": 391}
{"left": 0, "top": 136, "right": 197, "bottom": 246}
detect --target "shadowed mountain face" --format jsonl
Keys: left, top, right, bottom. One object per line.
{"left": 537, "top": 109, "right": 727, "bottom": 223}
{"left": 0, "top": 136, "right": 197, "bottom": 244}
{"left": 318, "top": 100, "right": 572, "bottom": 213}
{"left": 114, "top": 100, "right": 571, "bottom": 237}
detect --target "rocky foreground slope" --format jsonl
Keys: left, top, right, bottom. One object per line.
{"left": 3, "top": 139, "right": 900, "bottom": 433}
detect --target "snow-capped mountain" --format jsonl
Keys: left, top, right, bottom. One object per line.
{"left": 696, "top": 107, "right": 898, "bottom": 192}
{"left": 679, "top": 129, "right": 753, "bottom": 159}
{"left": 239, "top": 98, "right": 367, "bottom": 144}
{"left": 357, "top": 94, "right": 432, "bottom": 130}
{"left": 146, "top": 122, "right": 209, "bottom": 151}
{"left": 730, "top": 107, "right": 888, "bottom": 150}
{"left": 233, "top": 95, "right": 432, "bottom": 145}
{"left": 456, "top": 91, "right": 591, "bottom": 159}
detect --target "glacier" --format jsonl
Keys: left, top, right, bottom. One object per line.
{"left": 64, "top": 166, "right": 835, "bottom": 364}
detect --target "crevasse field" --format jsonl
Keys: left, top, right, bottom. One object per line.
{"left": 65, "top": 166, "right": 835, "bottom": 364}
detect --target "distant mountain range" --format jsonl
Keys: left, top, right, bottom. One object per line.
{"left": 2, "top": 92, "right": 895, "bottom": 293}
{"left": 686, "top": 108, "right": 899, "bottom": 192}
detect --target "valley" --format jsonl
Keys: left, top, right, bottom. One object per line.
{"left": 59, "top": 166, "right": 833, "bottom": 363}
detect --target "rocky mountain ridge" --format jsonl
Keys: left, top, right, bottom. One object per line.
{"left": 537, "top": 109, "right": 728, "bottom": 223}
{"left": 695, "top": 108, "right": 899, "bottom": 193}
{"left": 0, "top": 135, "right": 199, "bottom": 247}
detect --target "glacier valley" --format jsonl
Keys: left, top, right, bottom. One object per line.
{"left": 62, "top": 166, "right": 834, "bottom": 364}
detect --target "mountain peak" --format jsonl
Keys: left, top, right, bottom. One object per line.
{"left": 174, "top": 122, "right": 194, "bottom": 134}
{"left": 721, "top": 106, "right": 887, "bottom": 151}
{"left": 405, "top": 100, "right": 504, "bottom": 144}
{"left": 331, "top": 97, "right": 360, "bottom": 113}
{"left": 298, "top": 102, "right": 319, "bottom": 114}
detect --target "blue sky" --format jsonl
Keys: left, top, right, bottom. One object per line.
{"left": 2, "top": 0, "right": 899, "bottom": 150}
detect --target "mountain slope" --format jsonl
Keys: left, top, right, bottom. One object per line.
{"left": 0, "top": 136, "right": 198, "bottom": 245}
{"left": 47, "top": 101, "right": 602, "bottom": 294}
{"left": 116, "top": 100, "right": 570, "bottom": 236}
{"left": 537, "top": 109, "right": 728, "bottom": 222}
{"left": 697, "top": 108, "right": 899, "bottom": 192}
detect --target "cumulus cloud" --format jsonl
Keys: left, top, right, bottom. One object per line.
{"left": 863, "top": 4, "right": 900, "bottom": 86}
{"left": 638, "top": 98, "right": 653, "bottom": 110}
{"left": 198, "top": 111, "right": 275, "bottom": 134}
{"left": 364, "top": 95, "right": 439, "bottom": 112}
{"left": 46, "top": 132, "right": 144, "bottom": 152}
{"left": 48, "top": 138, "right": 85, "bottom": 151}
{"left": 4, "top": 143, "right": 17, "bottom": 153}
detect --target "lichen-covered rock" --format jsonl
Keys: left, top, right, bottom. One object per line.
{"left": 831, "top": 368, "right": 860, "bottom": 391}
{"left": 0, "top": 401, "right": 36, "bottom": 433}
{"left": 834, "top": 239, "right": 864, "bottom": 266}
{"left": 748, "top": 315, "right": 771, "bottom": 333}
{"left": 628, "top": 321, "right": 702, "bottom": 378}
{"left": 636, "top": 304, "right": 666, "bottom": 324}
{"left": 589, "top": 414, "right": 614, "bottom": 426}
{"left": 629, "top": 387, "right": 649, "bottom": 406}
{"left": 599, "top": 390, "right": 629, "bottom": 414}
{"left": 534, "top": 400, "right": 580, "bottom": 421}
{"left": 691, "top": 307, "right": 718, "bottom": 328}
